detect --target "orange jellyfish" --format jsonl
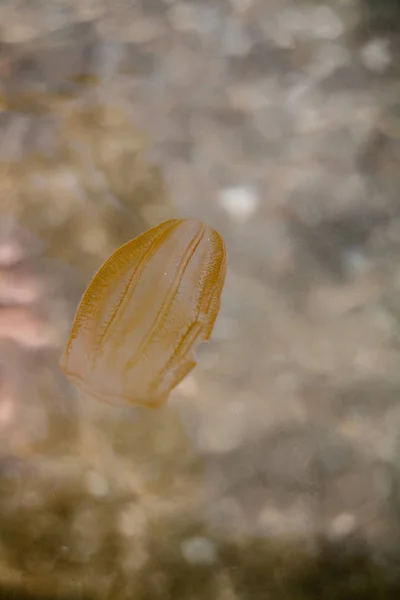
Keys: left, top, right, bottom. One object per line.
{"left": 60, "top": 219, "right": 227, "bottom": 408}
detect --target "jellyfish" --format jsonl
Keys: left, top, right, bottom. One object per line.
{"left": 60, "top": 218, "right": 227, "bottom": 408}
